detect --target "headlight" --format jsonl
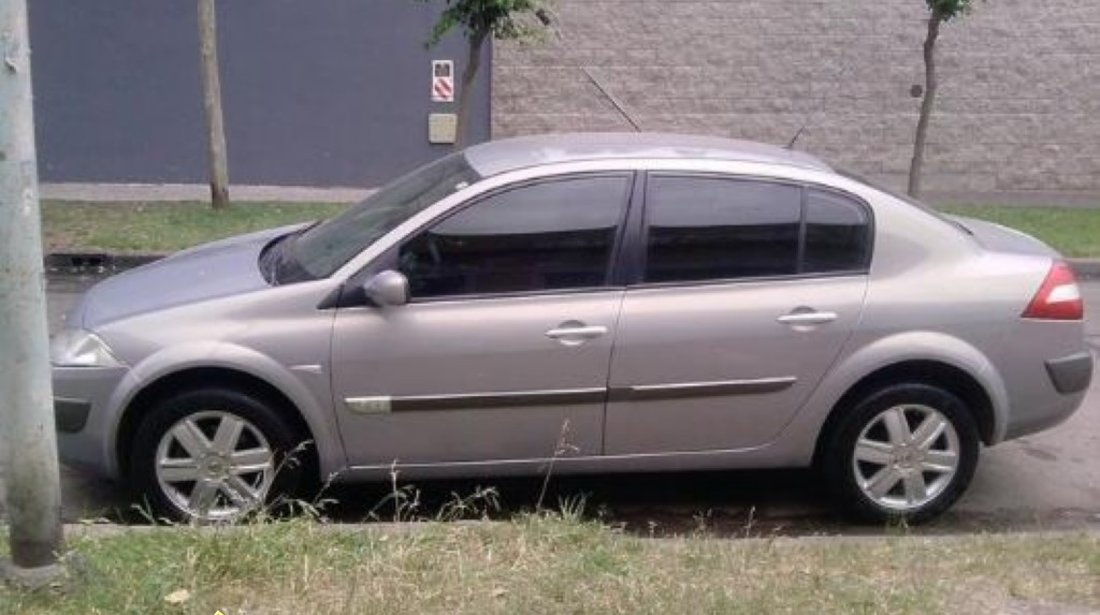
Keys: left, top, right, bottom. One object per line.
{"left": 50, "top": 330, "right": 123, "bottom": 367}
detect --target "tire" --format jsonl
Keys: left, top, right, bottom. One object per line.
{"left": 131, "top": 387, "right": 312, "bottom": 523}
{"left": 820, "top": 383, "right": 980, "bottom": 524}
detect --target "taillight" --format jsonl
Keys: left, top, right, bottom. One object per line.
{"left": 1022, "top": 261, "right": 1083, "bottom": 320}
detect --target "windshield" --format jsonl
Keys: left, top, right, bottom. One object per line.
{"left": 291, "top": 153, "right": 481, "bottom": 279}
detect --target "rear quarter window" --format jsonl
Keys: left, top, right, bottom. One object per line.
{"left": 803, "top": 188, "right": 872, "bottom": 273}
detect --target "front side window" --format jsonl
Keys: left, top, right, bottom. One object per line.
{"left": 644, "top": 176, "right": 802, "bottom": 283}
{"left": 399, "top": 175, "right": 631, "bottom": 299}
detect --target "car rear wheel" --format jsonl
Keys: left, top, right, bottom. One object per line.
{"left": 821, "top": 383, "right": 980, "bottom": 524}
{"left": 131, "top": 387, "right": 310, "bottom": 523}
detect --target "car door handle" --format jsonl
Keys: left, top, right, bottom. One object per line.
{"left": 776, "top": 311, "right": 838, "bottom": 326}
{"left": 545, "top": 323, "right": 608, "bottom": 345}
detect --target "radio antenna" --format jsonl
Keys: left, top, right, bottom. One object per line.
{"left": 537, "top": 9, "right": 643, "bottom": 132}
{"left": 784, "top": 46, "right": 864, "bottom": 151}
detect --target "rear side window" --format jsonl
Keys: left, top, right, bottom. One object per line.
{"left": 803, "top": 189, "right": 871, "bottom": 273}
{"left": 642, "top": 176, "right": 871, "bottom": 284}
{"left": 400, "top": 175, "right": 630, "bottom": 299}
{"left": 644, "top": 177, "right": 802, "bottom": 283}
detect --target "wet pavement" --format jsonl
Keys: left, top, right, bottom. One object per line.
{"left": 2, "top": 271, "right": 1098, "bottom": 535}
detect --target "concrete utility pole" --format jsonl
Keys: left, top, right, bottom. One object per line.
{"left": 0, "top": 0, "right": 64, "bottom": 580}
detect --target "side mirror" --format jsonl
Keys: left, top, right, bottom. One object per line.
{"left": 362, "top": 270, "right": 410, "bottom": 307}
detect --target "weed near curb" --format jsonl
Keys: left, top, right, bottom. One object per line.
{"left": 4, "top": 511, "right": 1100, "bottom": 614}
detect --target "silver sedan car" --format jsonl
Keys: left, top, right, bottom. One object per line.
{"left": 51, "top": 133, "right": 1092, "bottom": 523}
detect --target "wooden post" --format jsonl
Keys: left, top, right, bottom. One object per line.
{"left": 198, "top": 0, "right": 230, "bottom": 209}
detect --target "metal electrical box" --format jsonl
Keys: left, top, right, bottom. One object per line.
{"left": 428, "top": 113, "right": 458, "bottom": 144}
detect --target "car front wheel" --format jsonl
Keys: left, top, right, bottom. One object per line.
{"left": 822, "top": 383, "right": 980, "bottom": 524}
{"left": 131, "top": 387, "right": 309, "bottom": 523}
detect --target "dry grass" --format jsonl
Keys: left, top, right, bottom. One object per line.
{"left": 3, "top": 514, "right": 1099, "bottom": 614}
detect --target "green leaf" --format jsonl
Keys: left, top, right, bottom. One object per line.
{"left": 924, "top": 0, "right": 978, "bottom": 20}
{"left": 415, "top": 0, "right": 547, "bottom": 46}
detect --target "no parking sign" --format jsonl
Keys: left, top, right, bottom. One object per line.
{"left": 432, "top": 60, "right": 454, "bottom": 103}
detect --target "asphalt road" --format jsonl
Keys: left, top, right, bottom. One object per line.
{"left": 2, "top": 273, "right": 1098, "bottom": 534}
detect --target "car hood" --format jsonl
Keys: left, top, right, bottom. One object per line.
{"left": 74, "top": 224, "right": 305, "bottom": 330}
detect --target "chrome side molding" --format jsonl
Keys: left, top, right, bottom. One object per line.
{"left": 344, "top": 377, "right": 795, "bottom": 414}
{"left": 391, "top": 388, "right": 606, "bottom": 412}
{"left": 610, "top": 376, "right": 797, "bottom": 402}
{"left": 345, "top": 396, "right": 393, "bottom": 415}
{"left": 346, "top": 388, "right": 605, "bottom": 414}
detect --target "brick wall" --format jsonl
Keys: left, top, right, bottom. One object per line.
{"left": 493, "top": 0, "right": 1100, "bottom": 195}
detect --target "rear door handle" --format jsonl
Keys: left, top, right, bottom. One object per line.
{"left": 777, "top": 311, "right": 838, "bottom": 326}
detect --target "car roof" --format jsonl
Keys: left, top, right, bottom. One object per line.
{"left": 463, "top": 132, "right": 832, "bottom": 177}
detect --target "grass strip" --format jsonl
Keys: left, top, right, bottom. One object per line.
{"left": 41, "top": 201, "right": 348, "bottom": 255}
{"left": 2, "top": 516, "right": 1099, "bottom": 614}
{"left": 38, "top": 201, "right": 1100, "bottom": 259}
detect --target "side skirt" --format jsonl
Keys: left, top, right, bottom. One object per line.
{"left": 334, "top": 444, "right": 812, "bottom": 483}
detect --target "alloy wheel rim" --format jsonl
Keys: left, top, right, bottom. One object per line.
{"left": 851, "top": 404, "right": 960, "bottom": 512}
{"left": 155, "top": 410, "right": 275, "bottom": 521}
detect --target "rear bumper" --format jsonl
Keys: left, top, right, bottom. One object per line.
{"left": 1045, "top": 351, "right": 1093, "bottom": 394}
{"left": 1002, "top": 349, "right": 1093, "bottom": 441}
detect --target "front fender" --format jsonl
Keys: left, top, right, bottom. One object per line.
{"left": 104, "top": 341, "right": 345, "bottom": 479}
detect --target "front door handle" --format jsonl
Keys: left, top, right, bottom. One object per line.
{"left": 777, "top": 311, "right": 838, "bottom": 326}
{"left": 545, "top": 322, "right": 608, "bottom": 346}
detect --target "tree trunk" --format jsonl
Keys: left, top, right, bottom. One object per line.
{"left": 198, "top": 0, "right": 229, "bottom": 209}
{"left": 455, "top": 30, "right": 487, "bottom": 150}
{"left": 908, "top": 11, "right": 943, "bottom": 198}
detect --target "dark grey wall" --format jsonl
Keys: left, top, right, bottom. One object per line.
{"left": 29, "top": 0, "right": 490, "bottom": 187}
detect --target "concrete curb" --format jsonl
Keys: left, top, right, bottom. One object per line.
{"left": 1069, "top": 259, "right": 1100, "bottom": 280}
{"left": 925, "top": 189, "right": 1100, "bottom": 209}
{"left": 40, "top": 183, "right": 1098, "bottom": 209}
{"left": 42, "top": 182, "right": 370, "bottom": 204}
{"left": 44, "top": 252, "right": 1100, "bottom": 280}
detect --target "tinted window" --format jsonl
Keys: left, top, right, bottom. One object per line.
{"left": 644, "top": 177, "right": 801, "bottom": 282}
{"left": 400, "top": 175, "right": 630, "bottom": 298}
{"left": 803, "top": 189, "right": 871, "bottom": 273}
